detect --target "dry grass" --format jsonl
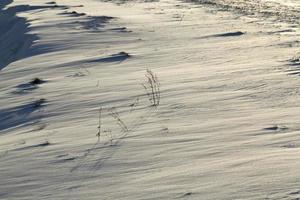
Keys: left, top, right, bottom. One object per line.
{"left": 142, "top": 69, "right": 160, "bottom": 107}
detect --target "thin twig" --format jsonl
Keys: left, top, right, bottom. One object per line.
{"left": 96, "top": 107, "right": 102, "bottom": 142}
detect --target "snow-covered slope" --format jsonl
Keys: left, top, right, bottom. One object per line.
{"left": 0, "top": 0, "right": 299, "bottom": 199}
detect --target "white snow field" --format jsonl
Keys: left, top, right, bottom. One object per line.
{"left": 0, "top": 0, "right": 299, "bottom": 199}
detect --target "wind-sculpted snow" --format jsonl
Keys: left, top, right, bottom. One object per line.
{"left": 0, "top": 0, "right": 300, "bottom": 199}
{"left": 0, "top": 1, "right": 67, "bottom": 70}
{"left": 186, "top": 0, "right": 300, "bottom": 25}
{"left": 0, "top": 1, "right": 36, "bottom": 70}
{"left": 0, "top": 99, "right": 46, "bottom": 132}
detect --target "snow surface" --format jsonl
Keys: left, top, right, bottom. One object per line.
{"left": 0, "top": 0, "right": 299, "bottom": 199}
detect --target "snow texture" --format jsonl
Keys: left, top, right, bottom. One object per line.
{"left": 0, "top": 0, "right": 299, "bottom": 199}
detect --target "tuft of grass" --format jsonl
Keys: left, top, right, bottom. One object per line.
{"left": 30, "top": 78, "right": 45, "bottom": 85}
{"left": 142, "top": 69, "right": 160, "bottom": 107}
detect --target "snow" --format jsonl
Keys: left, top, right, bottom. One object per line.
{"left": 0, "top": 0, "right": 299, "bottom": 199}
